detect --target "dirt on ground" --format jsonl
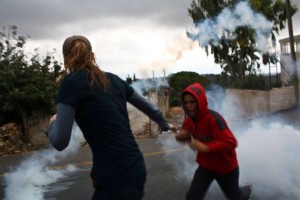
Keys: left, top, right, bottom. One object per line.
{"left": 0, "top": 123, "right": 37, "bottom": 156}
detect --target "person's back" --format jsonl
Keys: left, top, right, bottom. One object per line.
{"left": 48, "top": 35, "right": 174, "bottom": 200}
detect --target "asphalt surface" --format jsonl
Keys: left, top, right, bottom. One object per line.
{"left": 0, "top": 137, "right": 192, "bottom": 200}
{"left": 0, "top": 107, "right": 299, "bottom": 200}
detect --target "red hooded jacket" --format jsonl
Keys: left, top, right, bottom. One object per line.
{"left": 181, "top": 82, "right": 238, "bottom": 174}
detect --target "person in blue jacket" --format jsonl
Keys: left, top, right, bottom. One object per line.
{"left": 48, "top": 35, "right": 175, "bottom": 200}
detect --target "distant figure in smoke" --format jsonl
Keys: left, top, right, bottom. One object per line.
{"left": 48, "top": 35, "right": 175, "bottom": 200}
{"left": 175, "top": 82, "right": 252, "bottom": 200}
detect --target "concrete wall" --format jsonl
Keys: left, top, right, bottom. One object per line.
{"left": 128, "top": 90, "right": 170, "bottom": 138}
{"left": 226, "top": 89, "right": 270, "bottom": 117}
{"left": 225, "top": 86, "right": 296, "bottom": 117}
{"left": 269, "top": 86, "right": 296, "bottom": 113}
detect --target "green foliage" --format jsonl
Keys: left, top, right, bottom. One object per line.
{"left": 168, "top": 71, "right": 210, "bottom": 91}
{"left": 188, "top": 0, "right": 297, "bottom": 88}
{"left": 126, "top": 75, "right": 132, "bottom": 84}
{"left": 0, "top": 26, "right": 61, "bottom": 126}
{"left": 167, "top": 71, "right": 210, "bottom": 106}
{"left": 242, "top": 74, "right": 268, "bottom": 90}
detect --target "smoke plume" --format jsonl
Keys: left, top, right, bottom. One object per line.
{"left": 138, "top": 36, "right": 196, "bottom": 78}
{"left": 3, "top": 124, "right": 85, "bottom": 200}
{"left": 187, "top": 1, "right": 274, "bottom": 53}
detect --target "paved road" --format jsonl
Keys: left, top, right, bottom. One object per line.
{"left": 0, "top": 137, "right": 188, "bottom": 200}
{"left": 0, "top": 107, "right": 300, "bottom": 200}
{"left": 0, "top": 136, "right": 226, "bottom": 200}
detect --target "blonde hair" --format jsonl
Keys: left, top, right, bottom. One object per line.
{"left": 59, "top": 36, "right": 109, "bottom": 90}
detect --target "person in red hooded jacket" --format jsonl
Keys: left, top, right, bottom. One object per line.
{"left": 175, "top": 82, "right": 252, "bottom": 200}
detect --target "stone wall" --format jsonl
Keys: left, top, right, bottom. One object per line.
{"left": 130, "top": 90, "right": 170, "bottom": 138}
{"left": 23, "top": 110, "right": 50, "bottom": 147}
{"left": 225, "top": 86, "right": 296, "bottom": 117}
{"left": 225, "top": 89, "right": 270, "bottom": 117}
{"left": 269, "top": 86, "right": 296, "bottom": 113}
{"left": 128, "top": 103, "right": 150, "bottom": 137}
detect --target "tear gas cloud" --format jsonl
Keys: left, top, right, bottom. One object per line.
{"left": 3, "top": 124, "right": 85, "bottom": 200}
{"left": 187, "top": 1, "right": 274, "bottom": 53}
{"left": 130, "top": 78, "right": 169, "bottom": 98}
{"left": 138, "top": 36, "right": 195, "bottom": 78}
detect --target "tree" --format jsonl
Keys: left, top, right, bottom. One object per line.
{"left": 126, "top": 75, "right": 132, "bottom": 84}
{"left": 168, "top": 71, "right": 210, "bottom": 106}
{"left": 188, "top": 0, "right": 297, "bottom": 88}
{"left": 0, "top": 26, "right": 61, "bottom": 127}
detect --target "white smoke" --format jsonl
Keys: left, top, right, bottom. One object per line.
{"left": 3, "top": 124, "right": 85, "bottom": 200}
{"left": 131, "top": 78, "right": 169, "bottom": 96}
{"left": 137, "top": 36, "right": 195, "bottom": 78}
{"left": 157, "top": 134, "right": 197, "bottom": 183}
{"left": 238, "top": 121, "right": 300, "bottom": 199}
{"left": 187, "top": 1, "right": 274, "bottom": 52}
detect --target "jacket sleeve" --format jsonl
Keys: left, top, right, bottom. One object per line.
{"left": 48, "top": 103, "right": 76, "bottom": 151}
{"left": 205, "top": 114, "right": 237, "bottom": 152}
{"left": 127, "top": 91, "right": 170, "bottom": 131}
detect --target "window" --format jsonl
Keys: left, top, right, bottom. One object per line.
{"left": 296, "top": 42, "right": 300, "bottom": 53}
{"left": 282, "top": 42, "right": 291, "bottom": 54}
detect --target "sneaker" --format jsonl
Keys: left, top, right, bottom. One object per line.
{"left": 243, "top": 183, "right": 253, "bottom": 200}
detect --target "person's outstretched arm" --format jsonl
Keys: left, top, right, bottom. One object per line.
{"left": 127, "top": 91, "right": 174, "bottom": 132}
{"left": 48, "top": 103, "right": 76, "bottom": 151}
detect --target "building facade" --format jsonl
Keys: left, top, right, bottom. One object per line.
{"left": 279, "top": 34, "right": 300, "bottom": 87}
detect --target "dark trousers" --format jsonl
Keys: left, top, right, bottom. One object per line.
{"left": 186, "top": 166, "right": 249, "bottom": 200}
{"left": 92, "top": 175, "right": 146, "bottom": 200}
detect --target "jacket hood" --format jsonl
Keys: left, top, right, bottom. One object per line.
{"left": 181, "top": 82, "right": 208, "bottom": 119}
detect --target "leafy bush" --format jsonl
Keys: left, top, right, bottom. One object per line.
{"left": 0, "top": 26, "right": 61, "bottom": 126}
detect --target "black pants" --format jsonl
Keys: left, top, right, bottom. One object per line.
{"left": 186, "top": 166, "right": 250, "bottom": 200}
{"left": 92, "top": 175, "right": 146, "bottom": 200}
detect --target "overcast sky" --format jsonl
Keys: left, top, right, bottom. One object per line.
{"left": 1, "top": 0, "right": 300, "bottom": 79}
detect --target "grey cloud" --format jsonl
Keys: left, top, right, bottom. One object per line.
{"left": 1, "top": 0, "right": 300, "bottom": 42}
{"left": 0, "top": 0, "right": 191, "bottom": 40}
